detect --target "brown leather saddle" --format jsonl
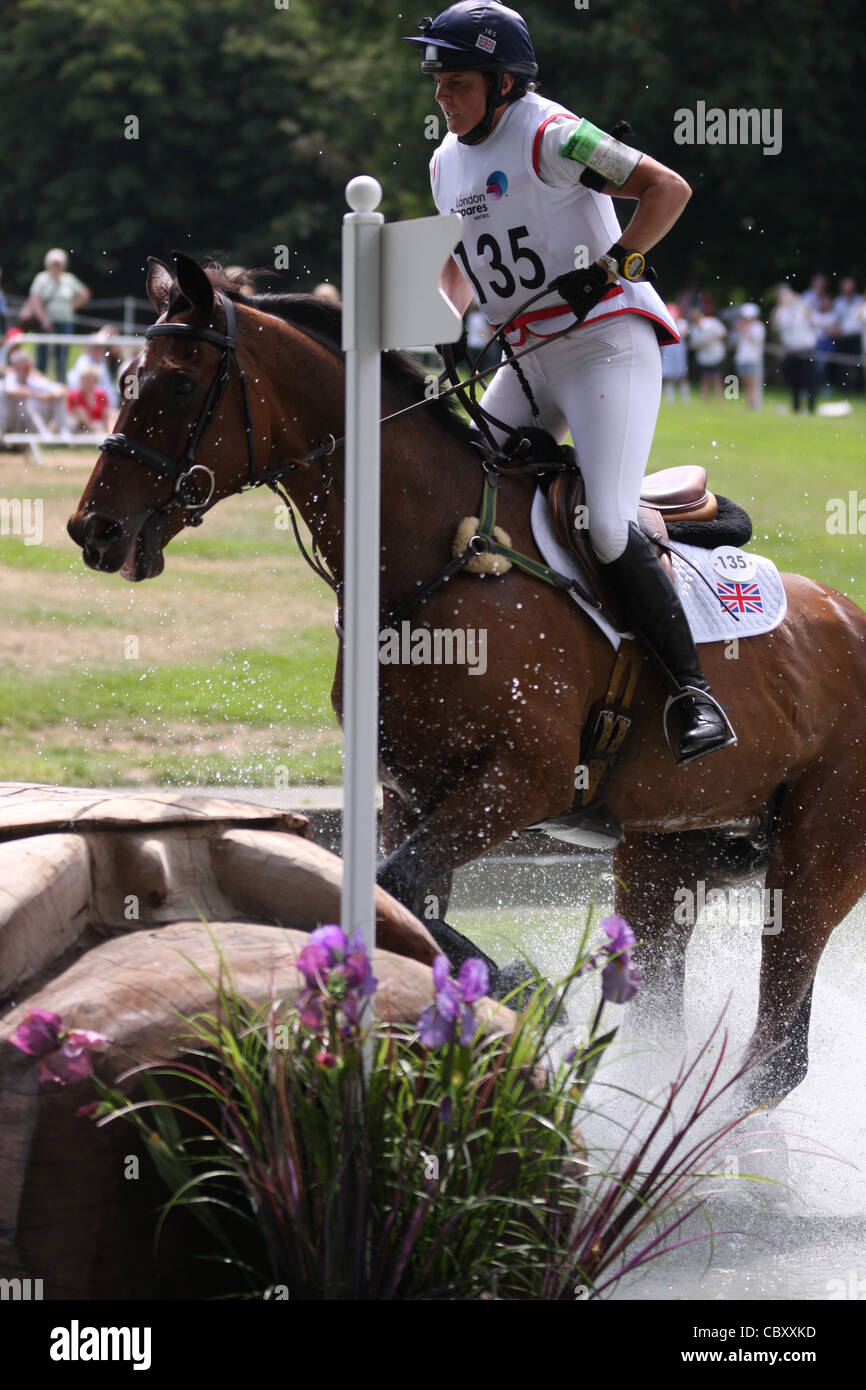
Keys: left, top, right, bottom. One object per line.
{"left": 548, "top": 464, "right": 718, "bottom": 626}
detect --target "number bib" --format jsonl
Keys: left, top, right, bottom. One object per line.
{"left": 431, "top": 92, "right": 678, "bottom": 342}
{"left": 431, "top": 92, "right": 624, "bottom": 325}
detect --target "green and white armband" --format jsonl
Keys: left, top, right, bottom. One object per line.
{"left": 560, "top": 117, "right": 643, "bottom": 189}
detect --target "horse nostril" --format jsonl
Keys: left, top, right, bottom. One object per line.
{"left": 82, "top": 514, "right": 122, "bottom": 545}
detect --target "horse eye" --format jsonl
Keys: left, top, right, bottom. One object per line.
{"left": 174, "top": 378, "right": 194, "bottom": 395}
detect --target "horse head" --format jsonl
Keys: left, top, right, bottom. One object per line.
{"left": 67, "top": 252, "right": 316, "bottom": 581}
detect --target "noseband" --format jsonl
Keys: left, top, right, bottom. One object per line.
{"left": 100, "top": 292, "right": 257, "bottom": 526}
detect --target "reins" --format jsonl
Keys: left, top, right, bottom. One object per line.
{"left": 99, "top": 283, "right": 586, "bottom": 613}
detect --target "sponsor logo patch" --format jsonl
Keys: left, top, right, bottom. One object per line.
{"left": 486, "top": 169, "right": 508, "bottom": 199}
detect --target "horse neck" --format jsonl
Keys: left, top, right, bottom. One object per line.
{"left": 259, "top": 320, "right": 483, "bottom": 606}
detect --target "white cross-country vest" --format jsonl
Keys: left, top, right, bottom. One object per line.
{"left": 431, "top": 92, "right": 678, "bottom": 345}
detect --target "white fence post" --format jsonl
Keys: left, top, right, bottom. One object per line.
{"left": 340, "top": 177, "right": 385, "bottom": 962}
{"left": 340, "top": 175, "right": 463, "bottom": 969}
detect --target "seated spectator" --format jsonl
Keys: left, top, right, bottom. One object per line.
{"left": 28, "top": 248, "right": 90, "bottom": 380}
{"left": 66, "top": 365, "right": 111, "bottom": 434}
{"left": 689, "top": 307, "right": 727, "bottom": 399}
{"left": 0, "top": 349, "right": 66, "bottom": 435}
{"left": 733, "top": 304, "right": 765, "bottom": 410}
{"left": 67, "top": 328, "right": 121, "bottom": 410}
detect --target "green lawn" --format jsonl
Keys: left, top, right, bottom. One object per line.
{"left": 645, "top": 389, "right": 865, "bottom": 606}
{"left": 0, "top": 387, "right": 863, "bottom": 787}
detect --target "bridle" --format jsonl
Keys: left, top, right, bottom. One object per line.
{"left": 100, "top": 292, "right": 258, "bottom": 527}
{"left": 94, "top": 280, "right": 574, "bottom": 592}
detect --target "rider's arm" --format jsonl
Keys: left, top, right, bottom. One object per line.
{"left": 599, "top": 154, "right": 691, "bottom": 254}
{"left": 440, "top": 254, "right": 474, "bottom": 317}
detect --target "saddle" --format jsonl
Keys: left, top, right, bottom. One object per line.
{"left": 492, "top": 431, "right": 752, "bottom": 842}
{"left": 491, "top": 423, "right": 751, "bottom": 627}
{"left": 548, "top": 462, "right": 716, "bottom": 625}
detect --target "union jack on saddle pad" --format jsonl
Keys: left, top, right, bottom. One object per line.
{"left": 715, "top": 579, "right": 764, "bottom": 614}
{"left": 530, "top": 488, "right": 788, "bottom": 650}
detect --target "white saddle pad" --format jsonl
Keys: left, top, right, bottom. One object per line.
{"left": 530, "top": 486, "right": 787, "bottom": 650}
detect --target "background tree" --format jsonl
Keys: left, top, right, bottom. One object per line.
{"left": 0, "top": 0, "right": 862, "bottom": 305}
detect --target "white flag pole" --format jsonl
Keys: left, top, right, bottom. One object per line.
{"left": 340, "top": 175, "right": 384, "bottom": 964}
{"left": 340, "top": 176, "right": 463, "bottom": 976}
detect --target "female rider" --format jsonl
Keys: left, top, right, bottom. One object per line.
{"left": 404, "top": 2, "right": 736, "bottom": 770}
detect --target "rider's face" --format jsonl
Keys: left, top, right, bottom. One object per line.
{"left": 434, "top": 71, "right": 512, "bottom": 137}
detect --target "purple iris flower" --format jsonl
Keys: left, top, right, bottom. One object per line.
{"left": 599, "top": 915, "right": 641, "bottom": 1004}
{"left": 310, "top": 924, "right": 350, "bottom": 956}
{"left": 296, "top": 941, "right": 331, "bottom": 988}
{"left": 298, "top": 991, "right": 325, "bottom": 1031}
{"left": 38, "top": 1033, "right": 107, "bottom": 1085}
{"left": 296, "top": 925, "right": 378, "bottom": 1032}
{"left": 8, "top": 1008, "right": 63, "bottom": 1057}
{"left": 601, "top": 916, "right": 635, "bottom": 956}
{"left": 8, "top": 1011, "right": 108, "bottom": 1086}
{"left": 418, "top": 955, "right": 489, "bottom": 1048}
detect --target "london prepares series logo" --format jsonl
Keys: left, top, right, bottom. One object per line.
{"left": 486, "top": 169, "right": 508, "bottom": 200}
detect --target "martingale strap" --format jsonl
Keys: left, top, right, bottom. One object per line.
{"left": 473, "top": 474, "right": 600, "bottom": 599}
{"left": 387, "top": 472, "right": 602, "bottom": 626}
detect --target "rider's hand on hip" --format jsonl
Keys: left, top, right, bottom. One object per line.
{"left": 549, "top": 261, "right": 616, "bottom": 323}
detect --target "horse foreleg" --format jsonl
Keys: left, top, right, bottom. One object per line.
{"left": 377, "top": 756, "right": 550, "bottom": 979}
{"left": 746, "top": 756, "right": 866, "bottom": 1105}
{"left": 612, "top": 831, "right": 699, "bottom": 1034}
{"left": 380, "top": 786, "right": 454, "bottom": 921}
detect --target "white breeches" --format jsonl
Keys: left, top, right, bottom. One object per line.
{"left": 479, "top": 312, "right": 663, "bottom": 563}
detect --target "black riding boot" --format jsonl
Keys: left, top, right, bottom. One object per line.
{"left": 602, "top": 523, "right": 736, "bottom": 763}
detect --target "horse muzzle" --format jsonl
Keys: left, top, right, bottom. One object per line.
{"left": 67, "top": 510, "right": 166, "bottom": 582}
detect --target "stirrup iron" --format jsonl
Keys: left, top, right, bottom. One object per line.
{"left": 662, "top": 684, "right": 738, "bottom": 765}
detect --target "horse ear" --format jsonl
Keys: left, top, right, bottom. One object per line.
{"left": 146, "top": 257, "right": 175, "bottom": 313}
{"left": 172, "top": 251, "right": 215, "bottom": 317}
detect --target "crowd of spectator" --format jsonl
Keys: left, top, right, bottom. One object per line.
{"left": 660, "top": 272, "right": 865, "bottom": 412}
{"left": 0, "top": 248, "right": 128, "bottom": 440}
{"left": 2, "top": 248, "right": 865, "bottom": 440}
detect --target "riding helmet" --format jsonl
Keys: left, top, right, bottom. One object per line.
{"left": 404, "top": 3, "right": 538, "bottom": 144}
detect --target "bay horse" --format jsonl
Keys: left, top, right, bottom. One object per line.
{"left": 68, "top": 253, "right": 866, "bottom": 1106}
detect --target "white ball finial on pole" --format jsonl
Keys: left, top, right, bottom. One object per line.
{"left": 341, "top": 177, "right": 385, "bottom": 971}
{"left": 346, "top": 176, "right": 382, "bottom": 214}
{"left": 340, "top": 175, "right": 462, "bottom": 985}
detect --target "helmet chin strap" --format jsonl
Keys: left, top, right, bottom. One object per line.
{"left": 458, "top": 71, "right": 511, "bottom": 145}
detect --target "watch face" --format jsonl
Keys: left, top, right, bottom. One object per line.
{"left": 622, "top": 252, "right": 645, "bottom": 281}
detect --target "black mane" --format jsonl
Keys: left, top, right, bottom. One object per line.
{"left": 203, "top": 269, "right": 475, "bottom": 446}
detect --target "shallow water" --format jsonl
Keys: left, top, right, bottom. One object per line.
{"left": 451, "top": 861, "right": 866, "bottom": 1303}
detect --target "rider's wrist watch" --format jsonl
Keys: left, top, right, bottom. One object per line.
{"left": 608, "top": 243, "right": 646, "bottom": 281}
